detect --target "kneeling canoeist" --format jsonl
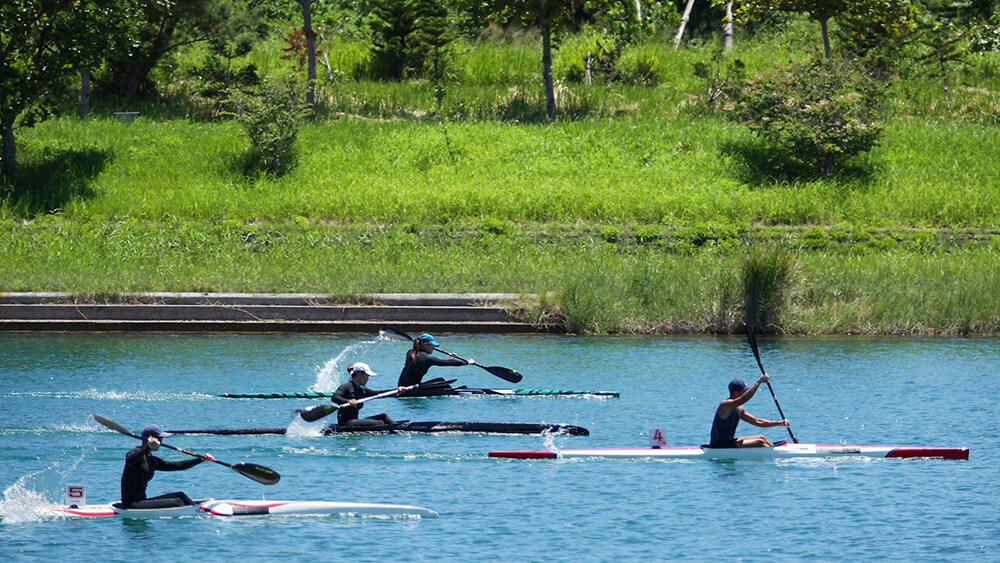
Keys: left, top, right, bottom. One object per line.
{"left": 709, "top": 374, "right": 789, "bottom": 448}
{"left": 397, "top": 333, "right": 473, "bottom": 388}
{"left": 333, "top": 362, "right": 404, "bottom": 428}
{"left": 121, "top": 424, "right": 214, "bottom": 508}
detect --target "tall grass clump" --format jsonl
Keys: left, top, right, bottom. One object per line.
{"left": 740, "top": 244, "right": 797, "bottom": 333}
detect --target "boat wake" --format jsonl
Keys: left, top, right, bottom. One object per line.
{"left": 0, "top": 390, "right": 214, "bottom": 402}
{"left": 0, "top": 453, "right": 85, "bottom": 524}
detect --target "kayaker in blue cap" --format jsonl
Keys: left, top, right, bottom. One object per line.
{"left": 120, "top": 424, "right": 215, "bottom": 508}
{"left": 709, "top": 374, "right": 789, "bottom": 449}
{"left": 397, "top": 333, "right": 474, "bottom": 388}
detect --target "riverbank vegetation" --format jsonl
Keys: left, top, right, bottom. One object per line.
{"left": 1, "top": 1, "right": 998, "bottom": 334}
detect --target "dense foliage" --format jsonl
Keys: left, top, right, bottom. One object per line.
{"left": 732, "top": 57, "right": 886, "bottom": 176}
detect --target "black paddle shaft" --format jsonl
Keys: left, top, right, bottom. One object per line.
{"left": 744, "top": 326, "right": 799, "bottom": 444}
{"left": 89, "top": 413, "right": 280, "bottom": 485}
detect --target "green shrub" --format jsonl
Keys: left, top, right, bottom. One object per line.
{"left": 230, "top": 77, "right": 310, "bottom": 177}
{"left": 733, "top": 57, "right": 886, "bottom": 176}
{"left": 801, "top": 227, "right": 830, "bottom": 249}
{"left": 616, "top": 43, "right": 662, "bottom": 86}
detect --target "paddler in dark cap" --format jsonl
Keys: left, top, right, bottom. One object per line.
{"left": 397, "top": 333, "right": 473, "bottom": 388}
{"left": 120, "top": 424, "right": 214, "bottom": 508}
{"left": 332, "top": 362, "right": 405, "bottom": 428}
{"left": 709, "top": 374, "right": 789, "bottom": 449}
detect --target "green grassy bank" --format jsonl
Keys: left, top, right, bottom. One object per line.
{"left": 2, "top": 26, "right": 999, "bottom": 335}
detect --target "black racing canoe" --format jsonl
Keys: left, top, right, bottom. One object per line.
{"left": 168, "top": 420, "right": 589, "bottom": 436}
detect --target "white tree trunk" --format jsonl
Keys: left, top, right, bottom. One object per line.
{"left": 675, "top": 0, "right": 697, "bottom": 48}
{"left": 724, "top": 3, "right": 734, "bottom": 51}
{"left": 635, "top": 0, "right": 643, "bottom": 21}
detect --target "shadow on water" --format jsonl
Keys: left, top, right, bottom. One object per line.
{"left": 721, "top": 139, "right": 880, "bottom": 187}
{"left": 1, "top": 148, "right": 109, "bottom": 216}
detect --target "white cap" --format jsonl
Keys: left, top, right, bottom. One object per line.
{"left": 348, "top": 362, "right": 377, "bottom": 376}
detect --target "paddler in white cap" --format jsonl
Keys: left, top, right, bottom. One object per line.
{"left": 331, "top": 362, "right": 405, "bottom": 428}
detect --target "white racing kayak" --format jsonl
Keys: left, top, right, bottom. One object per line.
{"left": 489, "top": 442, "right": 970, "bottom": 461}
{"left": 53, "top": 498, "right": 438, "bottom": 519}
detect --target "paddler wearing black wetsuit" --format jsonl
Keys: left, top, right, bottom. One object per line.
{"left": 709, "top": 375, "right": 789, "bottom": 449}
{"left": 120, "top": 424, "right": 214, "bottom": 508}
{"left": 332, "top": 362, "right": 405, "bottom": 428}
{"left": 397, "top": 333, "right": 473, "bottom": 388}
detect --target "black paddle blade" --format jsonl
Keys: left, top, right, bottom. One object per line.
{"left": 485, "top": 365, "right": 522, "bottom": 383}
{"left": 232, "top": 462, "right": 281, "bottom": 485}
{"left": 90, "top": 413, "right": 138, "bottom": 439}
{"left": 379, "top": 327, "right": 414, "bottom": 342}
{"left": 298, "top": 404, "right": 335, "bottom": 423}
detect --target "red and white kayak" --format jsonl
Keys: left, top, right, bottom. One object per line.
{"left": 489, "top": 442, "right": 969, "bottom": 461}
{"left": 53, "top": 499, "right": 439, "bottom": 519}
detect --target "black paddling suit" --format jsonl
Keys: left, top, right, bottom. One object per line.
{"left": 120, "top": 443, "right": 203, "bottom": 508}
{"left": 332, "top": 380, "right": 395, "bottom": 427}
{"left": 397, "top": 350, "right": 467, "bottom": 387}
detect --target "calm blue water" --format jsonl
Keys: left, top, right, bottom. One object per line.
{"left": 1, "top": 333, "right": 996, "bottom": 561}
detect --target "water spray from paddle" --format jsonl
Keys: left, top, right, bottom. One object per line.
{"left": 0, "top": 452, "right": 84, "bottom": 523}
{"left": 311, "top": 335, "right": 392, "bottom": 392}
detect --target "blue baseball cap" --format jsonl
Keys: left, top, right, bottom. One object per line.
{"left": 140, "top": 424, "right": 167, "bottom": 440}
{"left": 417, "top": 333, "right": 439, "bottom": 346}
{"left": 728, "top": 379, "right": 749, "bottom": 394}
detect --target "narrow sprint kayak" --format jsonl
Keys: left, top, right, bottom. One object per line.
{"left": 220, "top": 388, "right": 619, "bottom": 399}
{"left": 54, "top": 499, "right": 439, "bottom": 518}
{"left": 489, "top": 442, "right": 969, "bottom": 460}
{"left": 169, "top": 420, "right": 590, "bottom": 436}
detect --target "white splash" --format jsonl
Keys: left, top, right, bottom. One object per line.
{"left": 0, "top": 453, "right": 85, "bottom": 523}
{"left": 310, "top": 336, "right": 392, "bottom": 392}
{"left": 284, "top": 412, "right": 326, "bottom": 438}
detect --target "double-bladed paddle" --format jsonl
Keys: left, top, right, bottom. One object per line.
{"left": 297, "top": 383, "right": 421, "bottom": 423}
{"left": 90, "top": 413, "right": 280, "bottom": 485}
{"left": 380, "top": 327, "right": 523, "bottom": 383}
{"left": 743, "top": 324, "right": 799, "bottom": 444}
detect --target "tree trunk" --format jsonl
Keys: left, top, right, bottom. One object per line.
{"left": 1, "top": 119, "right": 15, "bottom": 180}
{"left": 300, "top": 0, "right": 317, "bottom": 119}
{"left": 125, "top": 64, "right": 143, "bottom": 100}
{"left": 675, "top": 0, "right": 697, "bottom": 48}
{"left": 634, "top": 0, "right": 643, "bottom": 21}
{"left": 541, "top": 22, "right": 556, "bottom": 120}
{"left": 724, "top": 3, "right": 734, "bottom": 52}
{"left": 80, "top": 67, "right": 92, "bottom": 119}
{"left": 820, "top": 18, "right": 831, "bottom": 59}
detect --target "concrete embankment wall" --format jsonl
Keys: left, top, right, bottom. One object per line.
{"left": 0, "top": 293, "right": 542, "bottom": 333}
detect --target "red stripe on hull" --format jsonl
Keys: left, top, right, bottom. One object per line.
{"left": 488, "top": 450, "right": 557, "bottom": 459}
{"left": 885, "top": 447, "right": 969, "bottom": 460}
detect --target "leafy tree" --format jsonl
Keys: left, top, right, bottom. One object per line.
{"left": 369, "top": 0, "right": 452, "bottom": 80}
{"left": 732, "top": 57, "right": 885, "bottom": 176}
{"left": 734, "top": 0, "right": 914, "bottom": 58}
{"left": 1, "top": 0, "right": 118, "bottom": 180}
{"left": 914, "top": 16, "right": 970, "bottom": 112}
{"left": 104, "top": 0, "right": 262, "bottom": 100}
{"left": 479, "top": 0, "right": 618, "bottom": 119}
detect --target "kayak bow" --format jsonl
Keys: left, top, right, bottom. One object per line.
{"left": 489, "top": 443, "right": 970, "bottom": 460}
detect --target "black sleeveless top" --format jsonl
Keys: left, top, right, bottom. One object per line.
{"left": 709, "top": 406, "right": 743, "bottom": 448}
